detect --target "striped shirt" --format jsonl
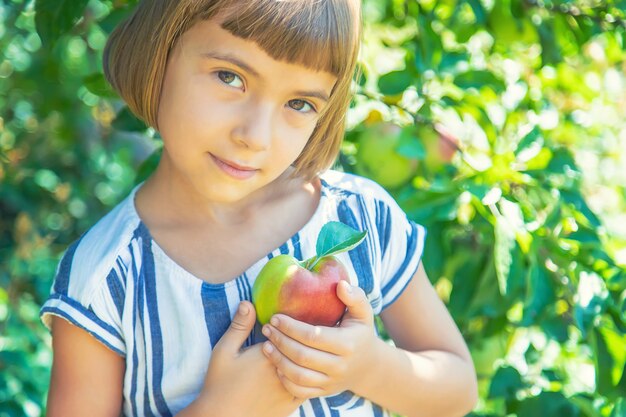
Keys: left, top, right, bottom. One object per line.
{"left": 40, "top": 170, "right": 426, "bottom": 417}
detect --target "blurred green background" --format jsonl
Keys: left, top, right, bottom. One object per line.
{"left": 1, "top": 0, "right": 625, "bottom": 416}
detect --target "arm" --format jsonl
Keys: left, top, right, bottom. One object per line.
{"left": 48, "top": 303, "right": 302, "bottom": 417}
{"left": 360, "top": 263, "right": 478, "bottom": 417}
{"left": 261, "top": 265, "right": 478, "bottom": 417}
{"left": 46, "top": 317, "right": 125, "bottom": 417}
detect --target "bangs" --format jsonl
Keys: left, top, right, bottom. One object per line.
{"left": 206, "top": 0, "right": 357, "bottom": 76}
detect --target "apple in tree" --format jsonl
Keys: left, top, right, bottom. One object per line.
{"left": 434, "top": 123, "right": 460, "bottom": 163}
{"left": 252, "top": 222, "right": 367, "bottom": 327}
{"left": 355, "top": 122, "right": 418, "bottom": 189}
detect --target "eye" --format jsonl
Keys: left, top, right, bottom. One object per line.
{"left": 288, "top": 99, "right": 316, "bottom": 114}
{"left": 217, "top": 70, "right": 244, "bottom": 89}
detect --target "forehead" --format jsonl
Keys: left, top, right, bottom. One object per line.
{"left": 182, "top": 19, "right": 337, "bottom": 91}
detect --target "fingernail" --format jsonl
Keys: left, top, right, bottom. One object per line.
{"left": 264, "top": 342, "right": 274, "bottom": 354}
{"left": 344, "top": 281, "right": 352, "bottom": 293}
{"left": 238, "top": 303, "right": 249, "bottom": 315}
{"left": 270, "top": 316, "right": 279, "bottom": 327}
{"left": 262, "top": 325, "right": 271, "bottom": 337}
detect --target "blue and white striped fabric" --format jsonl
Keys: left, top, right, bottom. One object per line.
{"left": 40, "top": 170, "right": 426, "bottom": 417}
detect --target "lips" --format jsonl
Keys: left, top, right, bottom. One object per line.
{"left": 215, "top": 156, "right": 256, "bottom": 171}
{"left": 210, "top": 153, "right": 259, "bottom": 179}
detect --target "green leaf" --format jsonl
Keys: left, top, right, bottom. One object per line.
{"left": 83, "top": 73, "right": 117, "bottom": 98}
{"left": 449, "top": 251, "right": 491, "bottom": 319}
{"left": 510, "top": 0, "right": 526, "bottom": 19}
{"left": 466, "top": 251, "right": 509, "bottom": 317}
{"left": 546, "top": 148, "right": 580, "bottom": 175}
{"left": 112, "top": 107, "right": 148, "bottom": 132}
{"left": 516, "top": 127, "right": 543, "bottom": 156}
{"left": 314, "top": 222, "right": 367, "bottom": 262}
{"left": 439, "top": 51, "right": 469, "bottom": 73}
{"left": 561, "top": 190, "right": 601, "bottom": 228}
{"left": 378, "top": 70, "right": 413, "bottom": 96}
{"left": 464, "top": 183, "right": 491, "bottom": 201}
{"left": 575, "top": 294, "right": 606, "bottom": 339}
{"left": 524, "top": 147, "right": 553, "bottom": 171}
{"left": 454, "top": 70, "right": 506, "bottom": 92}
{"left": 538, "top": 21, "right": 563, "bottom": 66}
{"left": 607, "top": 270, "right": 626, "bottom": 292}
{"left": 400, "top": 190, "right": 458, "bottom": 224}
{"left": 98, "top": 6, "right": 134, "bottom": 34}
{"left": 569, "top": 393, "right": 604, "bottom": 417}
{"left": 35, "top": 0, "right": 90, "bottom": 46}
{"left": 415, "top": 14, "right": 443, "bottom": 71}
{"left": 135, "top": 146, "right": 162, "bottom": 185}
{"left": 517, "top": 391, "right": 581, "bottom": 417}
{"left": 466, "top": 0, "right": 487, "bottom": 25}
{"left": 593, "top": 323, "right": 626, "bottom": 397}
{"left": 494, "top": 216, "right": 516, "bottom": 295}
{"left": 611, "top": 398, "right": 626, "bottom": 417}
{"left": 488, "top": 366, "right": 526, "bottom": 399}
{"left": 565, "top": 227, "right": 601, "bottom": 245}
{"left": 522, "top": 264, "right": 555, "bottom": 324}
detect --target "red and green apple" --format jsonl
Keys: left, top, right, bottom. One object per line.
{"left": 252, "top": 222, "right": 367, "bottom": 327}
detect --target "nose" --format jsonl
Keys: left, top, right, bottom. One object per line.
{"left": 231, "top": 100, "right": 274, "bottom": 151}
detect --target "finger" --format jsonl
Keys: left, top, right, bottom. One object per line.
{"left": 336, "top": 281, "right": 373, "bottom": 324}
{"left": 263, "top": 324, "right": 339, "bottom": 373}
{"left": 215, "top": 301, "right": 256, "bottom": 356}
{"left": 262, "top": 343, "right": 328, "bottom": 397}
{"left": 269, "top": 315, "right": 349, "bottom": 355}
{"left": 276, "top": 369, "right": 328, "bottom": 399}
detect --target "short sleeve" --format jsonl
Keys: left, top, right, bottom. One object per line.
{"left": 375, "top": 188, "right": 426, "bottom": 310}
{"left": 40, "top": 239, "right": 127, "bottom": 357}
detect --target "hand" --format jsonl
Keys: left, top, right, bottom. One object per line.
{"left": 197, "top": 301, "right": 303, "bottom": 417}
{"left": 261, "top": 281, "right": 382, "bottom": 399}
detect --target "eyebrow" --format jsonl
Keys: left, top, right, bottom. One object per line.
{"left": 202, "top": 51, "right": 260, "bottom": 78}
{"left": 200, "top": 51, "right": 331, "bottom": 103}
{"left": 293, "top": 89, "right": 330, "bottom": 103}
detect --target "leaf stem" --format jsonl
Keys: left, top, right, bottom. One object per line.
{"left": 303, "top": 256, "right": 318, "bottom": 271}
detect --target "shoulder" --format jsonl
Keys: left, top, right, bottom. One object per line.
{"left": 52, "top": 188, "right": 143, "bottom": 303}
{"left": 318, "top": 170, "right": 408, "bottom": 228}
{"left": 320, "top": 169, "right": 396, "bottom": 204}
{"left": 319, "top": 170, "right": 426, "bottom": 262}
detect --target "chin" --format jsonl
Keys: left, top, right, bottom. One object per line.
{"left": 199, "top": 179, "right": 262, "bottom": 202}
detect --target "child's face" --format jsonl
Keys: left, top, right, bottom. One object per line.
{"left": 156, "top": 18, "right": 337, "bottom": 204}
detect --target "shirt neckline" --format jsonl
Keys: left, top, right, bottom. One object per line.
{"left": 125, "top": 176, "right": 327, "bottom": 289}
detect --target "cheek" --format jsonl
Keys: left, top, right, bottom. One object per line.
{"left": 284, "top": 115, "right": 318, "bottom": 143}
{"left": 159, "top": 85, "right": 230, "bottom": 139}
{"left": 277, "top": 125, "right": 316, "bottom": 160}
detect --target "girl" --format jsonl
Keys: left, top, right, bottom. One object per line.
{"left": 40, "top": 1, "right": 478, "bottom": 416}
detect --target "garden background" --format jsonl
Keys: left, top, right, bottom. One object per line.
{"left": 1, "top": 0, "right": 625, "bottom": 416}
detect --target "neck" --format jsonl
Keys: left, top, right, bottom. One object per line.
{"left": 136, "top": 158, "right": 298, "bottom": 230}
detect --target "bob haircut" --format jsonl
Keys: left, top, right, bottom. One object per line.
{"left": 103, "top": 0, "right": 362, "bottom": 180}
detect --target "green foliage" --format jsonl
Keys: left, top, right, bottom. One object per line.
{"left": 34, "top": 0, "right": 90, "bottom": 47}
{"left": 1, "top": 0, "right": 625, "bottom": 415}
{"left": 344, "top": 1, "right": 626, "bottom": 415}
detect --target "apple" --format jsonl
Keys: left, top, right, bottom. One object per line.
{"left": 416, "top": 123, "right": 460, "bottom": 170}
{"left": 355, "top": 122, "right": 418, "bottom": 189}
{"left": 252, "top": 255, "right": 350, "bottom": 326}
{"left": 434, "top": 123, "right": 460, "bottom": 163}
{"left": 252, "top": 222, "right": 367, "bottom": 327}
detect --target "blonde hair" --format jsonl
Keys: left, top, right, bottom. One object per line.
{"left": 103, "top": 0, "right": 362, "bottom": 180}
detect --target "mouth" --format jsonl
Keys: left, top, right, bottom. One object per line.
{"left": 209, "top": 153, "right": 259, "bottom": 179}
